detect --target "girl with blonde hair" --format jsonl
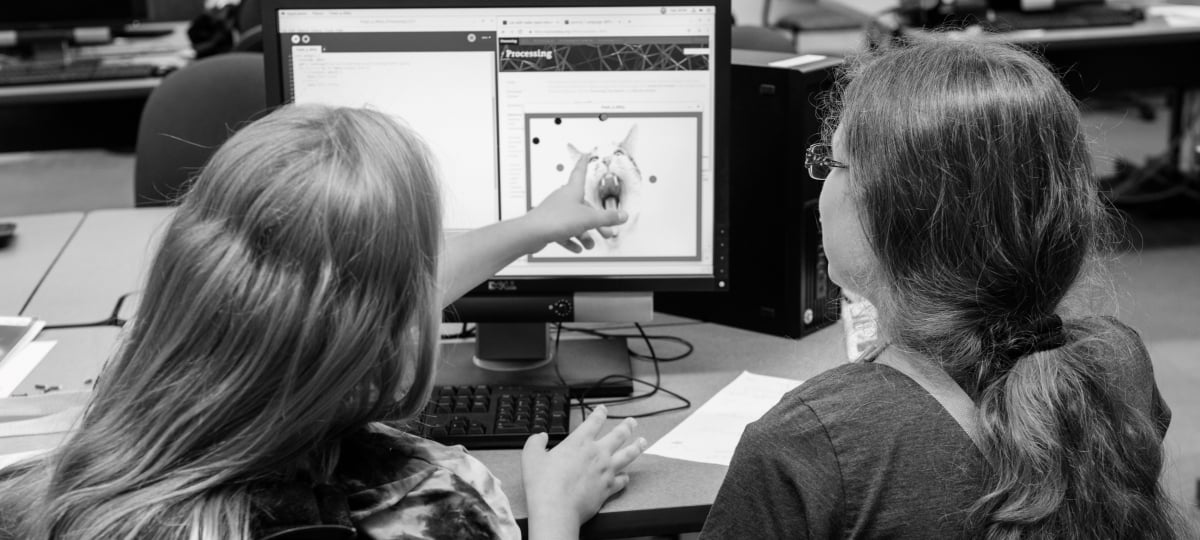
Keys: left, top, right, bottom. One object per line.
{"left": 0, "top": 104, "right": 644, "bottom": 540}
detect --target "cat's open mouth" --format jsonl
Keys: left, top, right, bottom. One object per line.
{"left": 597, "top": 172, "right": 623, "bottom": 211}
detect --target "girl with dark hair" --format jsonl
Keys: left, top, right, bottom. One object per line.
{"left": 700, "top": 38, "right": 1183, "bottom": 538}
{"left": 0, "top": 105, "right": 644, "bottom": 540}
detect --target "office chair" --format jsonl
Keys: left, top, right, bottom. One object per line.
{"left": 133, "top": 52, "right": 270, "bottom": 207}
{"left": 238, "top": 0, "right": 263, "bottom": 33}
{"left": 731, "top": 25, "right": 796, "bottom": 53}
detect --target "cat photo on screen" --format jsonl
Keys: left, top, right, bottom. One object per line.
{"left": 567, "top": 124, "right": 642, "bottom": 246}
{"left": 525, "top": 113, "right": 702, "bottom": 261}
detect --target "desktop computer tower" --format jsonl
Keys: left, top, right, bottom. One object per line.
{"left": 658, "top": 50, "right": 842, "bottom": 339}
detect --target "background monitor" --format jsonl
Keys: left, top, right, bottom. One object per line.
{"left": 0, "top": 1, "right": 145, "bottom": 30}
{"left": 262, "top": 0, "right": 729, "bottom": 395}
{"left": 0, "top": 1, "right": 146, "bottom": 54}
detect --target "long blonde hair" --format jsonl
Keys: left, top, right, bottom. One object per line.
{"left": 0, "top": 105, "right": 442, "bottom": 539}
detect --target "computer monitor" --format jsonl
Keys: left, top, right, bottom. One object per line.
{"left": 0, "top": 1, "right": 146, "bottom": 57}
{"left": 262, "top": 0, "right": 729, "bottom": 395}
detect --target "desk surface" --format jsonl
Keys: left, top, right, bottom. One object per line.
{"left": 2, "top": 208, "right": 851, "bottom": 537}
{"left": 488, "top": 321, "right": 846, "bottom": 537}
{"left": 0, "top": 212, "right": 84, "bottom": 315}
{"left": 21, "top": 208, "right": 173, "bottom": 324}
{"left": 8, "top": 326, "right": 121, "bottom": 397}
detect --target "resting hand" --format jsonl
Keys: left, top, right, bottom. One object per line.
{"left": 521, "top": 405, "right": 646, "bottom": 539}
{"left": 523, "top": 153, "right": 628, "bottom": 253}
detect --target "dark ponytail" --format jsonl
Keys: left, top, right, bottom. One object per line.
{"left": 829, "top": 38, "right": 1181, "bottom": 538}
{"left": 971, "top": 317, "right": 1174, "bottom": 538}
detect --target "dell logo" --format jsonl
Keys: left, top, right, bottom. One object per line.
{"left": 487, "top": 280, "right": 517, "bottom": 291}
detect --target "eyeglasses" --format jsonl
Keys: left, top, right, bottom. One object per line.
{"left": 805, "top": 143, "right": 848, "bottom": 180}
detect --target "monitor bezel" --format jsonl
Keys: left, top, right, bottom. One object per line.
{"left": 261, "top": 0, "right": 730, "bottom": 293}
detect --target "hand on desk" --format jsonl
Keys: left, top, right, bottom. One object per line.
{"left": 521, "top": 405, "right": 646, "bottom": 540}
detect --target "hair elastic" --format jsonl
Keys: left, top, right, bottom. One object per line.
{"left": 1004, "top": 314, "right": 1066, "bottom": 361}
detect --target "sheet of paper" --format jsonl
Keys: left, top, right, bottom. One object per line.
{"left": 1147, "top": 5, "right": 1200, "bottom": 27}
{"left": 0, "top": 341, "right": 57, "bottom": 397}
{"left": 0, "top": 448, "right": 50, "bottom": 471}
{"left": 645, "top": 371, "right": 803, "bottom": 466}
{"left": 768, "top": 54, "right": 827, "bottom": 69}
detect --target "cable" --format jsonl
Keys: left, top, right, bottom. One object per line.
{"left": 563, "top": 325, "right": 695, "bottom": 362}
{"left": 42, "top": 292, "right": 136, "bottom": 330}
{"left": 440, "top": 322, "right": 476, "bottom": 340}
{"left": 568, "top": 323, "right": 692, "bottom": 420}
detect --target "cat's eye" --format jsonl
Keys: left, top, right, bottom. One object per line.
{"left": 588, "top": 156, "right": 599, "bottom": 163}
{"left": 613, "top": 149, "right": 624, "bottom": 156}
{"left": 805, "top": 143, "right": 848, "bottom": 181}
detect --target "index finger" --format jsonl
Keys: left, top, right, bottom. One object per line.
{"left": 568, "top": 152, "right": 593, "bottom": 187}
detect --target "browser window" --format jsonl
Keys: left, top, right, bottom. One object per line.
{"left": 278, "top": 6, "right": 717, "bottom": 278}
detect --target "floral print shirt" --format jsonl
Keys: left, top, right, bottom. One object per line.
{"left": 254, "top": 423, "right": 520, "bottom": 540}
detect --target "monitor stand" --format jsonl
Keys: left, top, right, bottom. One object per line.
{"left": 437, "top": 322, "right": 634, "bottom": 398}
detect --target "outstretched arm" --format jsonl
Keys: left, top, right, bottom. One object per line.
{"left": 437, "top": 154, "right": 627, "bottom": 308}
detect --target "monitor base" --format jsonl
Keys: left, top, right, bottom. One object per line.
{"left": 437, "top": 337, "right": 634, "bottom": 398}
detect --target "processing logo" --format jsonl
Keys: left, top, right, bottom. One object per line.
{"left": 503, "top": 48, "right": 553, "bottom": 60}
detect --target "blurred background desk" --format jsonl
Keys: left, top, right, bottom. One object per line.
{"left": 0, "top": 22, "right": 192, "bottom": 152}
{"left": 820, "top": 0, "right": 1200, "bottom": 93}
{"left": 817, "top": 0, "right": 1200, "bottom": 197}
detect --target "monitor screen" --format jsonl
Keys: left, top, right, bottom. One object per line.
{"left": 264, "top": 0, "right": 729, "bottom": 294}
{"left": 0, "top": 1, "right": 145, "bottom": 30}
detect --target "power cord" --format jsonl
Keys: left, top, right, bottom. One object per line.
{"left": 440, "top": 322, "right": 476, "bottom": 340}
{"left": 42, "top": 292, "right": 137, "bottom": 330}
{"left": 552, "top": 322, "right": 692, "bottom": 420}
{"left": 564, "top": 325, "right": 694, "bottom": 362}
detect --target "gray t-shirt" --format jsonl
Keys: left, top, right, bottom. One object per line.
{"left": 699, "top": 323, "right": 1169, "bottom": 539}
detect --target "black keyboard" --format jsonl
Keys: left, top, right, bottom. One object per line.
{"left": 984, "top": 6, "right": 1143, "bottom": 31}
{"left": 0, "top": 59, "right": 166, "bottom": 87}
{"left": 407, "top": 385, "right": 572, "bottom": 449}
